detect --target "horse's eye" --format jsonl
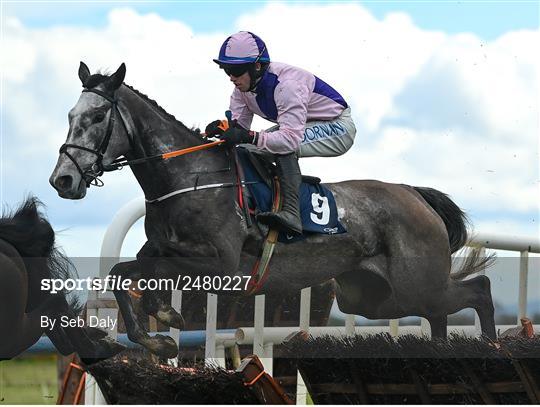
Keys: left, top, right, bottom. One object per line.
{"left": 93, "top": 112, "right": 105, "bottom": 124}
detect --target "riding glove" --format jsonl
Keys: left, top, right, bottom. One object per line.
{"left": 204, "top": 119, "right": 229, "bottom": 137}
{"left": 219, "top": 127, "right": 259, "bottom": 147}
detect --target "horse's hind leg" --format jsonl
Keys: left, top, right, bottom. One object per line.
{"left": 0, "top": 254, "right": 44, "bottom": 358}
{"left": 42, "top": 294, "right": 125, "bottom": 361}
{"left": 444, "top": 275, "right": 496, "bottom": 339}
{"left": 46, "top": 324, "right": 74, "bottom": 356}
{"left": 110, "top": 260, "right": 178, "bottom": 358}
{"left": 426, "top": 315, "right": 448, "bottom": 338}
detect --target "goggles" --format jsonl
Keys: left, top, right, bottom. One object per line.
{"left": 222, "top": 63, "right": 251, "bottom": 77}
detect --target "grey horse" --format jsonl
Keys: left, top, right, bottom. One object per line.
{"left": 50, "top": 62, "right": 496, "bottom": 358}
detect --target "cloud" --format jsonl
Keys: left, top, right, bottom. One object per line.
{"left": 235, "top": 3, "right": 448, "bottom": 132}
{"left": 2, "top": 3, "right": 538, "bottom": 255}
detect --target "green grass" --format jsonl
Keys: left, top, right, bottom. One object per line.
{"left": 0, "top": 355, "right": 58, "bottom": 405}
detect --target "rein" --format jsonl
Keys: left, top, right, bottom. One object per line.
{"left": 105, "top": 140, "right": 224, "bottom": 171}
{"left": 59, "top": 86, "right": 224, "bottom": 187}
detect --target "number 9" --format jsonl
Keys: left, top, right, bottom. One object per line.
{"left": 310, "top": 193, "right": 330, "bottom": 225}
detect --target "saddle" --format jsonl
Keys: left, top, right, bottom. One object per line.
{"left": 235, "top": 146, "right": 346, "bottom": 243}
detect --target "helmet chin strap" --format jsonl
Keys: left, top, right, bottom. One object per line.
{"left": 247, "top": 64, "right": 266, "bottom": 92}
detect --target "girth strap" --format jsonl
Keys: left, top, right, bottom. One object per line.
{"left": 145, "top": 181, "right": 257, "bottom": 204}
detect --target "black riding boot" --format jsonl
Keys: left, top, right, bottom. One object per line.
{"left": 257, "top": 153, "right": 303, "bottom": 235}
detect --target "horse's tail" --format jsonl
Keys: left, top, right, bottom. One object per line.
{"left": 0, "top": 196, "right": 82, "bottom": 314}
{"left": 449, "top": 246, "right": 496, "bottom": 280}
{"left": 412, "top": 186, "right": 496, "bottom": 279}
{"left": 413, "top": 186, "right": 468, "bottom": 253}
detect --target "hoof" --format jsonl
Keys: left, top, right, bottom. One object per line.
{"left": 83, "top": 326, "right": 109, "bottom": 340}
{"left": 481, "top": 331, "right": 498, "bottom": 341}
{"left": 105, "top": 338, "right": 127, "bottom": 356}
{"left": 155, "top": 308, "right": 185, "bottom": 330}
{"left": 144, "top": 334, "right": 178, "bottom": 359}
{"left": 97, "top": 336, "right": 126, "bottom": 357}
{"left": 80, "top": 337, "right": 126, "bottom": 364}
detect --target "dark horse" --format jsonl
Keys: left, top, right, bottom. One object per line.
{"left": 0, "top": 196, "right": 123, "bottom": 360}
{"left": 50, "top": 62, "right": 496, "bottom": 358}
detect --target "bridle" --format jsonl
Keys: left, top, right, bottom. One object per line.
{"left": 59, "top": 87, "right": 133, "bottom": 187}
{"left": 57, "top": 85, "right": 230, "bottom": 199}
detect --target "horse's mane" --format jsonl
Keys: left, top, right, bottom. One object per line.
{"left": 0, "top": 196, "right": 81, "bottom": 313}
{"left": 84, "top": 72, "right": 201, "bottom": 135}
{"left": 123, "top": 84, "right": 198, "bottom": 133}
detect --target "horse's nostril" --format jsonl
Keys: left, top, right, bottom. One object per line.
{"left": 56, "top": 175, "right": 73, "bottom": 191}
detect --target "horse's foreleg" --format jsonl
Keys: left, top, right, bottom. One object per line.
{"left": 146, "top": 291, "right": 184, "bottom": 330}
{"left": 110, "top": 260, "right": 178, "bottom": 358}
{"left": 135, "top": 242, "right": 178, "bottom": 328}
{"left": 137, "top": 239, "right": 222, "bottom": 330}
{"left": 444, "top": 275, "right": 496, "bottom": 340}
{"left": 140, "top": 259, "right": 184, "bottom": 330}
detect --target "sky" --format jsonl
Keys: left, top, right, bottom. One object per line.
{"left": 1, "top": 1, "right": 539, "bottom": 310}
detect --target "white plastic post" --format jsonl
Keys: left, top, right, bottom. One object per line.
{"left": 167, "top": 290, "right": 182, "bottom": 367}
{"left": 169, "top": 290, "right": 183, "bottom": 342}
{"left": 296, "top": 371, "right": 308, "bottom": 405}
{"left": 389, "top": 319, "right": 399, "bottom": 337}
{"left": 296, "top": 287, "right": 311, "bottom": 405}
{"left": 299, "top": 288, "right": 311, "bottom": 332}
{"left": 263, "top": 342, "right": 274, "bottom": 376}
{"left": 85, "top": 289, "right": 99, "bottom": 405}
{"left": 204, "top": 294, "right": 218, "bottom": 366}
{"left": 84, "top": 374, "right": 99, "bottom": 406}
{"left": 253, "top": 295, "right": 265, "bottom": 357}
{"left": 215, "top": 344, "right": 227, "bottom": 368}
{"left": 85, "top": 288, "right": 117, "bottom": 405}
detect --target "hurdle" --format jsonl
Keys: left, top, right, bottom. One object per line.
{"left": 84, "top": 196, "right": 539, "bottom": 404}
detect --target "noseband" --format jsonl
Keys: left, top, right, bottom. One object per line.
{"left": 59, "top": 88, "right": 130, "bottom": 187}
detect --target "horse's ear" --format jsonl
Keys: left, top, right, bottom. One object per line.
{"left": 78, "top": 61, "right": 91, "bottom": 86}
{"left": 105, "top": 63, "right": 126, "bottom": 91}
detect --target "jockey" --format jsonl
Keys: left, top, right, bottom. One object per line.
{"left": 206, "top": 31, "right": 356, "bottom": 235}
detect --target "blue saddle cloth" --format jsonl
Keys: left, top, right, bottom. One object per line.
{"left": 237, "top": 149, "right": 347, "bottom": 243}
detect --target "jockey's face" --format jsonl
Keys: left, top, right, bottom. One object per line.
{"left": 226, "top": 62, "right": 261, "bottom": 92}
{"left": 229, "top": 70, "right": 251, "bottom": 92}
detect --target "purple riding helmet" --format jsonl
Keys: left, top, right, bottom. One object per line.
{"left": 213, "top": 31, "right": 270, "bottom": 65}
{"left": 214, "top": 31, "right": 270, "bottom": 90}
